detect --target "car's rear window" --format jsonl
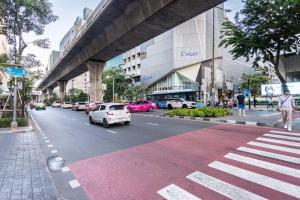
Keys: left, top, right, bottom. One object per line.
{"left": 109, "top": 105, "right": 125, "bottom": 110}
{"left": 78, "top": 103, "right": 86, "bottom": 105}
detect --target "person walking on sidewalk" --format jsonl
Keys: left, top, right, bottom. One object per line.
{"left": 237, "top": 91, "right": 246, "bottom": 117}
{"left": 278, "top": 88, "right": 296, "bottom": 131}
{"left": 267, "top": 96, "right": 274, "bottom": 110}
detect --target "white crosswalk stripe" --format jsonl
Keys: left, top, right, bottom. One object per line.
{"left": 186, "top": 171, "right": 267, "bottom": 200}
{"left": 209, "top": 161, "right": 300, "bottom": 198}
{"left": 157, "top": 184, "right": 201, "bottom": 200}
{"left": 248, "top": 141, "right": 300, "bottom": 155}
{"left": 237, "top": 146, "right": 300, "bottom": 164}
{"left": 269, "top": 130, "right": 300, "bottom": 137}
{"left": 264, "top": 133, "right": 300, "bottom": 141}
{"left": 225, "top": 153, "right": 300, "bottom": 179}
{"left": 256, "top": 137, "right": 300, "bottom": 147}
{"left": 157, "top": 130, "right": 300, "bottom": 199}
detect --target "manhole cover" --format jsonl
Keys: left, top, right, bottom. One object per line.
{"left": 47, "top": 156, "right": 65, "bottom": 172}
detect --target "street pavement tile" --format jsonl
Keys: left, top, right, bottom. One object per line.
{"left": 0, "top": 131, "right": 58, "bottom": 200}
{"left": 69, "top": 124, "right": 300, "bottom": 200}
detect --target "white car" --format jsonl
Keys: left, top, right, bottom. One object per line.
{"left": 89, "top": 103, "right": 131, "bottom": 128}
{"left": 61, "top": 102, "right": 73, "bottom": 109}
{"left": 166, "top": 98, "right": 197, "bottom": 109}
{"left": 72, "top": 102, "right": 87, "bottom": 111}
{"left": 52, "top": 102, "right": 61, "bottom": 107}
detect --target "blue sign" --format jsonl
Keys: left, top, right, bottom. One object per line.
{"left": 243, "top": 89, "right": 250, "bottom": 96}
{"left": 3, "top": 67, "right": 27, "bottom": 77}
{"left": 143, "top": 75, "right": 152, "bottom": 80}
{"left": 180, "top": 51, "right": 198, "bottom": 57}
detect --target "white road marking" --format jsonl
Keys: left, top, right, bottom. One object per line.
{"left": 45, "top": 140, "right": 50, "bottom": 143}
{"left": 187, "top": 171, "right": 266, "bottom": 200}
{"left": 157, "top": 184, "right": 201, "bottom": 200}
{"left": 225, "top": 153, "right": 300, "bottom": 179}
{"left": 28, "top": 111, "right": 41, "bottom": 132}
{"left": 40, "top": 131, "right": 43, "bottom": 134}
{"left": 55, "top": 157, "right": 64, "bottom": 162}
{"left": 69, "top": 179, "right": 80, "bottom": 189}
{"left": 61, "top": 167, "right": 70, "bottom": 173}
{"left": 146, "top": 122, "right": 159, "bottom": 126}
{"left": 260, "top": 113, "right": 280, "bottom": 117}
{"left": 71, "top": 118, "right": 76, "bottom": 121}
{"left": 237, "top": 147, "right": 300, "bottom": 164}
{"left": 264, "top": 133, "right": 300, "bottom": 141}
{"left": 51, "top": 150, "right": 58, "bottom": 154}
{"left": 248, "top": 141, "right": 300, "bottom": 155}
{"left": 42, "top": 136, "right": 48, "bottom": 139}
{"left": 84, "top": 123, "right": 91, "bottom": 126}
{"left": 256, "top": 137, "right": 300, "bottom": 147}
{"left": 47, "top": 144, "right": 54, "bottom": 148}
{"left": 245, "top": 121, "right": 257, "bottom": 126}
{"left": 209, "top": 161, "right": 300, "bottom": 198}
{"left": 106, "top": 130, "right": 117, "bottom": 134}
{"left": 269, "top": 130, "right": 300, "bottom": 137}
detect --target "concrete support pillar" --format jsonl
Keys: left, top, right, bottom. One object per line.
{"left": 47, "top": 88, "right": 54, "bottom": 100}
{"left": 42, "top": 91, "right": 47, "bottom": 103}
{"left": 57, "top": 80, "right": 67, "bottom": 102}
{"left": 86, "top": 61, "right": 104, "bottom": 102}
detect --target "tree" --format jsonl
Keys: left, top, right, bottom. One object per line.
{"left": 241, "top": 73, "right": 270, "bottom": 97}
{"left": 103, "top": 66, "right": 131, "bottom": 102}
{"left": 78, "top": 91, "right": 88, "bottom": 102}
{"left": 125, "top": 85, "right": 148, "bottom": 101}
{"left": 1, "top": 0, "right": 58, "bottom": 65}
{"left": 219, "top": 0, "right": 300, "bottom": 87}
{"left": 68, "top": 88, "right": 88, "bottom": 103}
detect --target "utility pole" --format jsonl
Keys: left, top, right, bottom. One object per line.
{"left": 11, "top": 77, "right": 18, "bottom": 128}
{"left": 211, "top": 7, "right": 215, "bottom": 106}
{"left": 112, "top": 72, "right": 115, "bottom": 102}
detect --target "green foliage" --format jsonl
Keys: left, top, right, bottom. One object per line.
{"left": 103, "top": 65, "right": 131, "bottom": 102}
{"left": 166, "top": 107, "right": 231, "bottom": 118}
{"left": 219, "top": 0, "right": 300, "bottom": 84}
{"left": 0, "top": 118, "right": 28, "bottom": 128}
{"left": 49, "top": 93, "right": 58, "bottom": 103}
{"left": 241, "top": 73, "right": 270, "bottom": 97}
{"left": 0, "top": 54, "right": 8, "bottom": 67}
{"left": 68, "top": 88, "right": 88, "bottom": 103}
{"left": 125, "top": 85, "right": 147, "bottom": 101}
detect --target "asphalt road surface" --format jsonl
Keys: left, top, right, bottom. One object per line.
{"left": 30, "top": 107, "right": 214, "bottom": 200}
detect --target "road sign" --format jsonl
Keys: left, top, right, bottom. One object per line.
{"left": 3, "top": 67, "right": 27, "bottom": 77}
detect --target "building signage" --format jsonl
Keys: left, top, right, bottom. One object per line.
{"left": 3, "top": 67, "right": 27, "bottom": 77}
{"left": 180, "top": 51, "right": 198, "bottom": 57}
{"left": 261, "top": 82, "right": 300, "bottom": 96}
{"left": 143, "top": 75, "right": 152, "bottom": 80}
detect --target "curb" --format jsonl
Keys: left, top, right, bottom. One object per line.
{"left": 160, "top": 114, "right": 268, "bottom": 127}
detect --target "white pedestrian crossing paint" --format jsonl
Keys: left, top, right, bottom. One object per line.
{"left": 42, "top": 136, "right": 47, "bottom": 139}
{"left": 69, "top": 179, "right": 81, "bottom": 189}
{"left": 256, "top": 137, "right": 300, "bottom": 148}
{"left": 186, "top": 171, "right": 267, "bottom": 200}
{"left": 209, "top": 161, "right": 300, "bottom": 198}
{"left": 84, "top": 123, "right": 91, "bottom": 126}
{"left": 264, "top": 134, "right": 300, "bottom": 141}
{"left": 51, "top": 150, "right": 58, "bottom": 154}
{"left": 270, "top": 130, "right": 300, "bottom": 137}
{"left": 260, "top": 113, "right": 280, "bottom": 117}
{"left": 47, "top": 144, "right": 54, "bottom": 148}
{"left": 157, "top": 184, "right": 201, "bottom": 200}
{"left": 45, "top": 140, "right": 50, "bottom": 143}
{"left": 248, "top": 141, "right": 300, "bottom": 155}
{"left": 61, "top": 166, "right": 70, "bottom": 173}
{"left": 225, "top": 153, "right": 300, "bottom": 179}
{"left": 237, "top": 147, "right": 300, "bottom": 164}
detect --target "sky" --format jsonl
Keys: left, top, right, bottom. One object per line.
{"left": 22, "top": 0, "right": 243, "bottom": 69}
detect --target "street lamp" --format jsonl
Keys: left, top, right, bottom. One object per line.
{"left": 211, "top": 6, "right": 231, "bottom": 106}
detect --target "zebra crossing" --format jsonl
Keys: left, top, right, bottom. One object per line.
{"left": 157, "top": 129, "right": 300, "bottom": 200}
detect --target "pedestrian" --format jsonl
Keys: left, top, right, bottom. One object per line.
{"left": 267, "top": 96, "right": 274, "bottom": 110}
{"left": 236, "top": 91, "right": 246, "bottom": 117}
{"left": 278, "top": 88, "right": 296, "bottom": 131}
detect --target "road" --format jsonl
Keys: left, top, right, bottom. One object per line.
{"left": 30, "top": 107, "right": 300, "bottom": 200}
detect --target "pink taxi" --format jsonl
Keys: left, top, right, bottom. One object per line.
{"left": 126, "top": 100, "right": 158, "bottom": 112}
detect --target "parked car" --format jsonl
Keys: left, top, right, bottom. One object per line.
{"left": 89, "top": 103, "right": 131, "bottom": 128}
{"left": 85, "top": 102, "right": 101, "bottom": 114}
{"left": 52, "top": 102, "right": 61, "bottom": 107}
{"left": 72, "top": 102, "right": 87, "bottom": 111}
{"left": 126, "top": 100, "right": 157, "bottom": 112}
{"left": 166, "top": 98, "right": 197, "bottom": 109}
{"left": 35, "top": 103, "right": 46, "bottom": 110}
{"left": 61, "top": 102, "right": 72, "bottom": 109}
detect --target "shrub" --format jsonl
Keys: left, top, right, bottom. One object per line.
{"left": 166, "top": 107, "right": 230, "bottom": 118}
{"left": 0, "top": 118, "right": 28, "bottom": 128}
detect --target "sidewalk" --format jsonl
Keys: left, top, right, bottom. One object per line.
{"left": 0, "top": 128, "right": 58, "bottom": 200}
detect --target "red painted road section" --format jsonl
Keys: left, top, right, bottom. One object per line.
{"left": 69, "top": 124, "right": 300, "bottom": 200}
